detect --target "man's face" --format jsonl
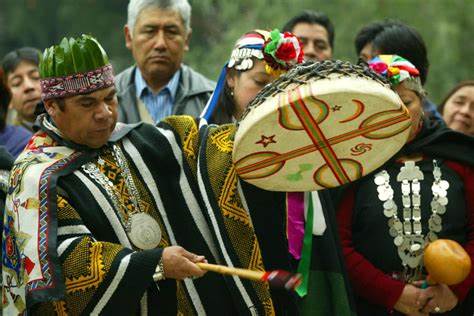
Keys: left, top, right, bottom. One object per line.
{"left": 125, "top": 7, "right": 190, "bottom": 84}
{"left": 45, "top": 86, "right": 118, "bottom": 149}
{"left": 6, "top": 61, "right": 41, "bottom": 122}
{"left": 291, "top": 22, "right": 332, "bottom": 61}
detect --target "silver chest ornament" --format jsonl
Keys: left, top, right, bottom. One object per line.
{"left": 83, "top": 145, "right": 162, "bottom": 250}
{"left": 374, "top": 160, "right": 449, "bottom": 280}
{"left": 128, "top": 213, "right": 162, "bottom": 250}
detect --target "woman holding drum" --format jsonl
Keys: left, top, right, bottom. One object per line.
{"left": 336, "top": 55, "right": 474, "bottom": 315}
{"left": 201, "top": 29, "right": 364, "bottom": 314}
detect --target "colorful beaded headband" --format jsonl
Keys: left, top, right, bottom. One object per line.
{"left": 368, "top": 54, "right": 425, "bottom": 96}
{"left": 40, "top": 64, "right": 114, "bottom": 100}
{"left": 228, "top": 29, "right": 304, "bottom": 75}
{"left": 201, "top": 29, "right": 304, "bottom": 121}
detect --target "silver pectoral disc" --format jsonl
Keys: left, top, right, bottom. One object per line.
{"left": 375, "top": 175, "right": 386, "bottom": 186}
{"left": 436, "top": 204, "right": 446, "bottom": 214}
{"left": 438, "top": 196, "right": 448, "bottom": 206}
{"left": 439, "top": 180, "right": 450, "bottom": 190}
{"left": 389, "top": 227, "right": 399, "bottom": 237}
{"left": 394, "top": 235, "right": 404, "bottom": 246}
{"left": 427, "top": 231, "right": 438, "bottom": 242}
{"left": 128, "top": 213, "right": 162, "bottom": 250}
{"left": 383, "top": 200, "right": 395, "bottom": 210}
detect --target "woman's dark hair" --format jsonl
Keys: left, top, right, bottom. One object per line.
{"left": 370, "top": 23, "right": 429, "bottom": 85}
{"left": 210, "top": 69, "right": 240, "bottom": 125}
{"left": 1, "top": 47, "right": 41, "bottom": 80}
{"left": 282, "top": 10, "right": 335, "bottom": 49}
{"left": 0, "top": 68, "right": 11, "bottom": 131}
{"left": 438, "top": 80, "right": 474, "bottom": 114}
{"left": 354, "top": 19, "right": 399, "bottom": 55}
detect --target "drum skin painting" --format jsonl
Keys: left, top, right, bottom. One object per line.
{"left": 233, "top": 60, "right": 412, "bottom": 191}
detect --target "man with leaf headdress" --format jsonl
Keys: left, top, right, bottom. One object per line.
{"left": 1, "top": 35, "right": 217, "bottom": 315}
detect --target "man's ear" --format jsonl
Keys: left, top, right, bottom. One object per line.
{"left": 184, "top": 28, "right": 192, "bottom": 52}
{"left": 124, "top": 25, "right": 133, "bottom": 50}
{"left": 44, "top": 100, "right": 57, "bottom": 118}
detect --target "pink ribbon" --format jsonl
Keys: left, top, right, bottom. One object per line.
{"left": 287, "top": 192, "right": 305, "bottom": 260}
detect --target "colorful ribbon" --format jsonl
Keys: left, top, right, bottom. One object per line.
{"left": 296, "top": 193, "right": 314, "bottom": 297}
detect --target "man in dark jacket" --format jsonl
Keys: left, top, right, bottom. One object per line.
{"left": 116, "top": 0, "right": 214, "bottom": 124}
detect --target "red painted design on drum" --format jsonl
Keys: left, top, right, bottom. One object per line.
{"left": 236, "top": 151, "right": 286, "bottom": 180}
{"left": 278, "top": 89, "right": 329, "bottom": 131}
{"left": 339, "top": 99, "right": 365, "bottom": 123}
{"left": 350, "top": 143, "right": 373, "bottom": 156}
{"left": 313, "top": 159, "right": 363, "bottom": 188}
{"left": 360, "top": 107, "right": 412, "bottom": 139}
{"left": 278, "top": 94, "right": 304, "bottom": 130}
{"left": 289, "top": 88, "right": 351, "bottom": 185}
{"left": 256, "top": 135, "right": 277, "bottom": 148}
{"left": 235, "top": 105, "right": 410, "bottom": 180}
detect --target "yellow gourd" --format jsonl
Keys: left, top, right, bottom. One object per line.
{"left": 424, "top": 239, "right": 471, "bottom": 285}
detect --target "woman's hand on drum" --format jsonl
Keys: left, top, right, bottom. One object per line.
{"left": 417, "top": 283, "right": 459, "bottom": 314}
{"left": 393, "top": 284, "right": 430, "bottom": 315}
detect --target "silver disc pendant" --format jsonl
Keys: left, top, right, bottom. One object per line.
{"left": 394, "top": 235, "right": 404, "bottom": 246}
{"left": 128, "top": 213, "right": 162, "bottom": 250}
{"left": 427, "top": 231, "right": 438, "bottom": 242}
{"left": 438, "top": 196, "right": 448, "bottom": 206}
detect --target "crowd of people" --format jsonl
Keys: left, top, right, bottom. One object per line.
{"left": 1, "top": 0, "right": 473, "bottom": 315}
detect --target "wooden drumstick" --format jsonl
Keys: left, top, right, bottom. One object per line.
{"left": 196, "top": 262, "right": 302, "bottom": 291}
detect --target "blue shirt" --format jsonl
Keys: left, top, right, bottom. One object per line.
{"left": 134, "top": 68, "right": 181, "bottom": 123}
{"left": 0, "top": 125, "right": 32, "bottom": 159}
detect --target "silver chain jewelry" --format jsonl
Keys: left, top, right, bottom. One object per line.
{"left": 110, "top": 144, "right": 142, "bottom": 216}
{"left": 82, "top": 160, "right": 132, "bottom": 230}
{"left": 82, "top": 144, "right": 162, "bottom": 250}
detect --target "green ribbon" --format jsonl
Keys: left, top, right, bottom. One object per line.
{"left": 296, "top": 193, "right": 314, "bottom": 297}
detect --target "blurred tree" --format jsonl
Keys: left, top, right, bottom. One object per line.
{"left": 0, "top": 0, "right": 472, "bottom": 103}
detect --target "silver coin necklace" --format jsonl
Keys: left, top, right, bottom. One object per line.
{"left": 374, "top": 159, "right": 449, "bottom": 281}
{"left": 83, "top": 144, "right": 161, "bottom": 250}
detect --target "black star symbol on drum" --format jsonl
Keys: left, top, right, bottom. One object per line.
{"left": 331, "top": 105, "right": 342, "bottom": 112}
{"left": 256, "top": 134, "right": 277, "bottom": 148}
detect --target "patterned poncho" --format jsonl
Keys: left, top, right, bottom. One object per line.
{"left": 2, "top": 115, "right": 355, "bottom": 315}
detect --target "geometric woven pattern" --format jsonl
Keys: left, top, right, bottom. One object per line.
{"left": 27, "top": 151, "right": 82, "bottom": 292}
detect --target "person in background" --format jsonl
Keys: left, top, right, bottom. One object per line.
{"left": 354, "top": 21, "right": 443, "bottom": 122}
{"left": 282, "top": 10, "right": 334, "bottom": 62}
{"left": 0, "top": 68, "right": 31, "bottom": 158}
{"left": 337, "top": 55, "right": 474, "bottom": 315}
{"left": 354, "top": 19, "right": 397, "bottom": 63}
{"left": 439, "top": 81, "right": 474, "bottom": 136}
{"left": 116, "top": 0, "right": 215, "bottom": 124}
{"left": 1, "top": 47, "right": 42, "bottom": 131}
{"left": 0, "top": 145, "right": 14, "bottom": 287}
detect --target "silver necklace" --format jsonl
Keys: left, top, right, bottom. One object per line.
{"left": 374, "top": 160, "right": 449, "bottom": 281}
{"left": 82, "top": 144, "right": 161, "bottom": 250}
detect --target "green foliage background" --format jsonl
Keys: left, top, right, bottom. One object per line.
{"left": 1, "top": 0, "right": 472, "bottom": 104}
